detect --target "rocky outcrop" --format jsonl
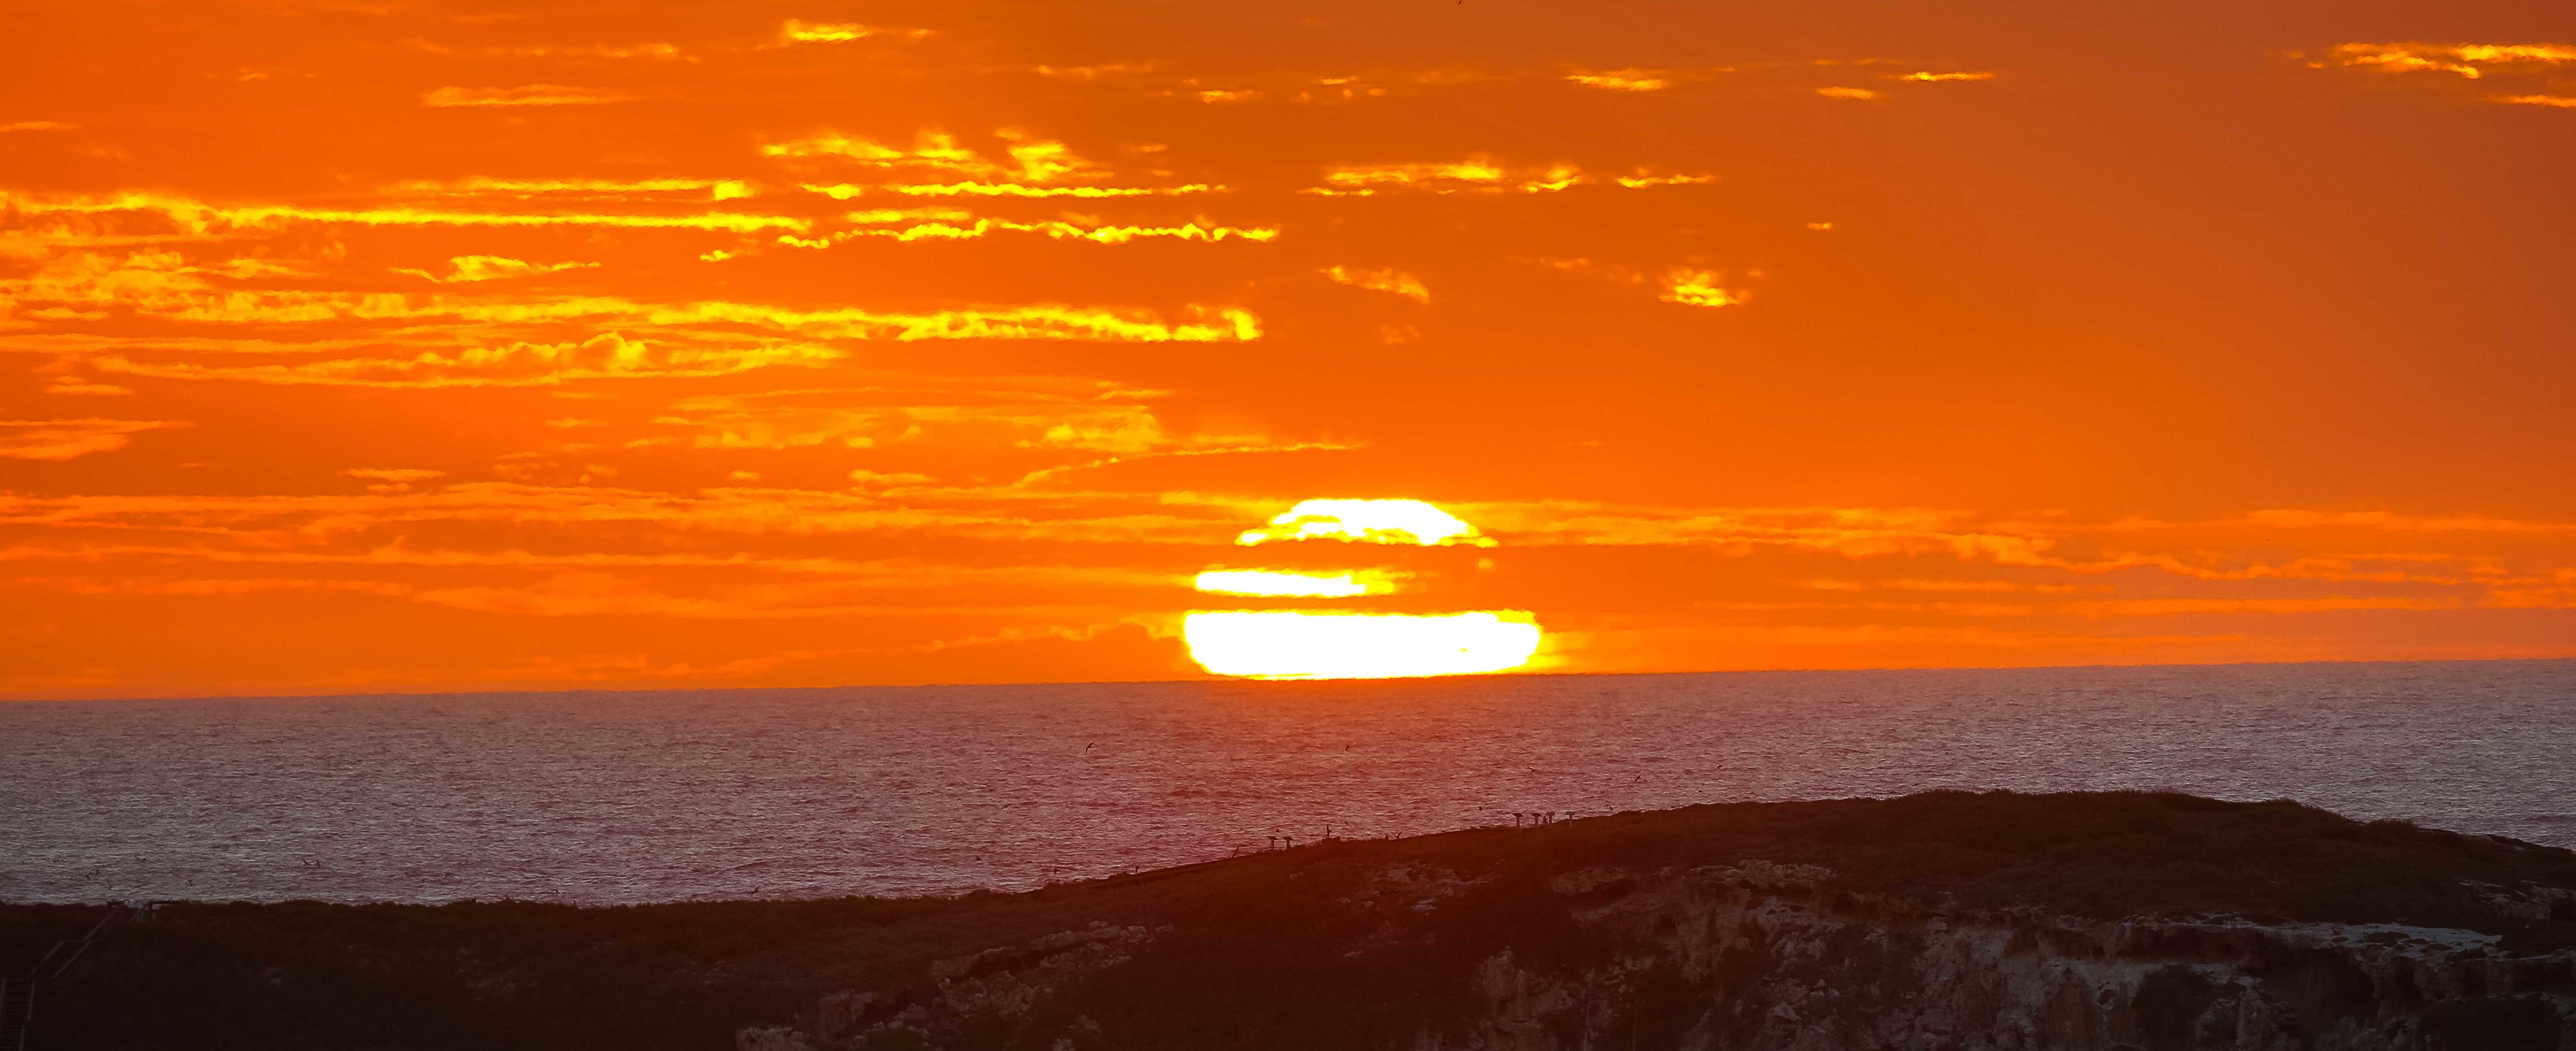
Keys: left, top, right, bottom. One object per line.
{"left": 803, "top": 923, "right": 1154, "bottom": 1049}
{"left": 20, "top": 790, "right": 2576, "bottom": 1051}
{"left": 1444, "top": 862, "right": 2574, "bottom": 1051}
{"left": 754, "top": 859, "right": 2576, "bottom": 1051}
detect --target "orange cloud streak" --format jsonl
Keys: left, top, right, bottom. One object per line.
{"left": 0, "top": 418, "right": 189, "bottom": 460}
{"left": 420, "top": 85, "right": 637, "bottom": 107}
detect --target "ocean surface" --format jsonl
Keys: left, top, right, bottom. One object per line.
{"left": 4, "top": 660, "right": 2573, "bottom": 904}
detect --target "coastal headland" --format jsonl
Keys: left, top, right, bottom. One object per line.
{"left": 7, "top": 791, "right": 2574, "bottom": 1050}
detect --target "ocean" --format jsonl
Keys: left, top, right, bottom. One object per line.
{"left": 4, "top": 660, "right": 2572, "bottom": 904}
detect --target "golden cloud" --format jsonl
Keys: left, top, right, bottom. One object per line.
{"left": 2325, "top": 42, "right": 2576, "bottom": 78}
{"left": 650, "top": 382, "right": 1277, "bottom": 457}
{"left": 407, "top": 40, "right": 694, "bottom": 61}
{"left": 394, "top": 255, "right": 600, "bottom": 282}
{"left": 62, "top": 303, "right": 1260, "bottom": 387}
{"left": 0, "top": 418, "right": 189, "bottom": 460}
{"left": 1319, "top": 265, "right": 1430, "bottom": 303}
{"left": 778, "top": 19, "right": 929, "bottom": 43}
{"left": 1659, "top": 268, "right": 1745, "bottom": 308}
{"left": 761, "top": 130, "right": 1104, "bottom": 185}
{"left": 784, "top": 214, "right": 1278, "bottom": 247}
{"left": 1309, "top": 157, "right": 1709, "bottom": 196}
{"left": 2, "top": 238, "right": 1261, "bottom": 366}
{"left": 1518, "top": 255, "right": 1756, "bottom": 307}
{"left": 386, "top": 177, "right": 753, "bottom": 200}
{"left": 1032, "top": 63, "right": 1154, "bottom": 81}
{"left": 877, "top": 182, "right": 1223, "bottom": 199}
{"left": 420, "top": 85, "right": 638, "bottom": 107}
{"left": 1236, "top": 499, "right": 1492, "bottom": 547}
{"left": 343, "top": 468, "right": 447, "bottom": 482}
{"left": 6, "top": 190, "right": 809, "bottom": 233}
{"left": 0, "top": 483, "right": 1244, "bottom": 546}
{"left": 1564, "top": 69, "right": 1669, "bottom": 91}
{"left": 42, "top": 376, "right": 131, "bottom": 396}
{"left": 1611, "top": 173, "right": 1716, "bottom": 189}
{"left": 1314, "top": 157, "right": 1573, "bottom": 195}
{"left": 90, "top": 332, "right": 837, "bottom": 388}
{"left": 665, "top": 403, "right": 1170, "bottom": 453}
{"left": 2059, "top": 596, "right": 2462, "bottom": 617}
{"left": 632, "top": 301, "right": 1264, "bottom": 343}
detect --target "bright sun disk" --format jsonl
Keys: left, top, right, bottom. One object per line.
{"left": 1182, "top": 610, "right": 1542, "bottom": 679}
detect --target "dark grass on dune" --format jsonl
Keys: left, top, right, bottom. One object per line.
{"left": 7, "top": 791, "right": 2575, "bottom": 1051}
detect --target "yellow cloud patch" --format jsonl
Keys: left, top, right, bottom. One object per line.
{"left": 42, "top": 376, "right": 131, "bottom": 396}
{"left": 659, "top": 398, "right": 1203, "bottom": 454}
{"left": 91, "top": 333, "right": 840, "bottom": 388}
{"left": 787, "top": 214, "right": 1278, "bottom": 246}
{"left": 1032, "top": 63, "right": 1154, "bottom": 81}
{"left": 14, "top": 261, "right": 1265, "bottom": 352}
{"left": 761, "top": 130, "right": 1104, "bottom": 185}
{"left": 420, "top": 85, "right": 637, "bottom": 107}
{"left": 779, "top": 19, "right": 928, "bottom": 43}
{"left": 1319, "top": 265, "right": 1430, "bottom": 303}
{"left": 1565, "top": 69, "right": 1669, "bottom": 91}
{"left": 879, "top": 182, "right": 1222, "bottom": 199}
{"left": 408, "top": 41, "right": 693, "bottom": 61}
{"left": 7, "top": 191, "right": 809, "bottom": 233}
{"left": 394, "top": 256, "right": 600, "bottom": 282}
{"left": 387, "top": 178, "right": 752, "bottom": 200}
{"left": 1310, "top": 157, "right": 1708, "bottom": 196}
{"left": 1237, "top": 499, "right": 1491, "bottom": 547}
{"left": 343, "top": 467, "right": 447, "bottom": 493}
{"left": 1659, "top": 268, "right": 1745, "bottom": 308}
{"left": 0, "top": 418, "right": 189, "bottom": 460}
{"left": 2326, "top": 42, "right": 2576, "bottom": 78}
{"left": 1611, "top": 173, "right": 1716, "bottom": 189}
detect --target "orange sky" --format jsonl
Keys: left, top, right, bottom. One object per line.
{"left": 4, "top": 0, "right": 2574, "bottom": 697}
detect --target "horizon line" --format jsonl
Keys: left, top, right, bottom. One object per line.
{"left": 7, "top": 653, "right": 2572, "bottom": 706}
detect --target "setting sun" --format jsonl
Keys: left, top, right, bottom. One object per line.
{"left": 1182, "top": 610, "right": 1543, "bottom": 679}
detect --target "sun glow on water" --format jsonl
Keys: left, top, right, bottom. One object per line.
{"left": 1182, "top": 610, "right": 1542, "bottom": 679}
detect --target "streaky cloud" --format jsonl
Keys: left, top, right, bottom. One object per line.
{"left": 393, "top": 255, "right": 599, "bottom": 282}
{"left": 0, "top": 418, "right": 190, "bottom": 460}
{"left": 420, "top": 85, "right": 637, "bottom": 107}
{"left": 1319, "top": 265, "right": 1430, "bottom": 303}
{"left": 778, "top": 19, "right": 929, "bottom": 44}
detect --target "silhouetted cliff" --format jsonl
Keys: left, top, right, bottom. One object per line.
{"left": 8, "top": 792, "right": 2575, "bottom": 1050}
